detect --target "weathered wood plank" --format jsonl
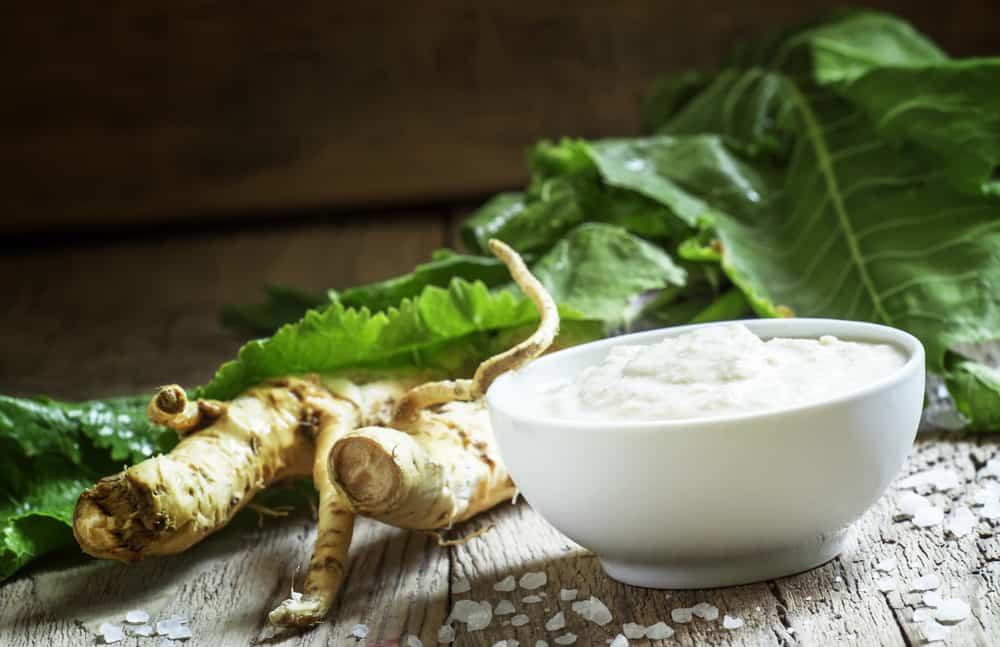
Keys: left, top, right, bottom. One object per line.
{"left": 4, "top": 1, "right": 999, "bottom": 232}
{"left": 0, "top": 212, "right": 444, "bottom": 398}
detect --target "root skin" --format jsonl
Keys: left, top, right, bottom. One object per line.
{"left": 74, "top": 377, "right": 325, "bottom": 561}
{"left": 330, "top": 400, "right": 515, "bottom": 530}
{"left": 268, "top": 394, "right": 359, "bottom": 628}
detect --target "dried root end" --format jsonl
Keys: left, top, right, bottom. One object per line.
{"left": 267, "top": 595, "right": 325, "bottom": 628}
{"left": 147, "top": 385, "right": 225, "bottom": 436}
{"left": 73, "top": 473, "right": 154, "bottom": 562}
{"left": 329, "top": 435, "right": 403, "bottom": 514}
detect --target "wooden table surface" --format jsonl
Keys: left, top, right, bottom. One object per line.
{"left": 2, "top": 213, "right": 999, "bottom": 646}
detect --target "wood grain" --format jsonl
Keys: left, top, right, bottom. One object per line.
{"left": 4, "top": 1, "right": 999, "bottom": 232}
{"left": 3, "top": 216, "right": 1000, "bottom": 645}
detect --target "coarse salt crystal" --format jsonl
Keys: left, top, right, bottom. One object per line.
{"left": 130, "top": 624, "right": 153, "bottom": 637}
{"left": 981, "top": 500, "right": 1000, "bottom": 520}
{"left": 495, "top": 600, "right": 516, "bottom": 615}
{"left": 438, "top": 624, "right": 455, "bottom": 643}
{"left": 536, "top": 642, "right": 549, "bottom": 647}
{"left": 723, "top": 614, "right": 744, "bottom": 630}
{"left": 911, "top": 574, "right": 941, "bottom": 592}
{"left": 405, "top": 635, "right": 423, "bottom": 647}
{"left": 523, "top": 595, "right": 543, "bottom": 604}
{"left": 874, "top": 557, "right": 897, "bottom": 572}
{"left": 511, "top": 614, "right": 530, "bottom": 627}
{"left": 553, "top": 633, "right": 578, "bottom": 645}
{"left": 913, "top": 505, "right": 945, "bottom": 528}
{"left": 912, "top": 608, "right": 932, "bottom": 622}
{"left": 168, "top": 625, "right": 193, "bottom": 640}
{"left": 559, "top": 589, "right": 578, "bottom": 601}
{"left": 545, "top": 612, "right": 566, "bottom": 631}
{"left": 982, "top": 458, "right": 1000, "bottom": 479}
{"left": 973, "top": 482, "right": 1000, "bottom": 506}
{"left": 493, "top": 641, "right": 519, "bottom": 647}
{"left": 99, "top": 623, "right": 125, "bottom": 644}
{"left": 946, "top": 506, "right": 977, "bottom": 538}
{"left": 520, "top": 572, "right": 547, "bottom": 590}
{"left": 609, "top": 635, "right": 628, "bottom": 647}
{"left": 876, "top": 576, "right": 896, "bottom": 593}
{"left": 644, "top": 622, "right": 674, "bottom": 639}
{"left": 453, "top": 578, "right": 471, "bottom": 594}
{"left": 571, "top": 596, "right": 612, "bottom": 626}
{"left": 125, "top": 610, "right": 150, "bottom": 624}
{"left": 934, "top": 598, "right": 971, "bottom": 624}
{"left": 894, "top": 492, "right": 930, "bottom": 520}
{"left": 468, "top": 608, "right": 493, "bottom": 631}
{"left": 923, "top": 591, "right": 944, "bottom": 607}
{"left": 671, "top": 608, "right": 693, "bottom": 624}
{"left": 350, "top": 624, "right": 369, "bottom": 638}
{"left": 451, "top": 599, "right": 484, "bottom": 623}
{"left": 622, "top": 623, "right": 646, "bottom": 639}
{"left": 898, "top": 468, "right": 961, "bottom": 492}
{"left": 495, "top": 576, "right": 517, "bottom": 592}
{"left": 691, "top": 602, "right": 719, "bottom": 621}
{"left": 921, "top": 620, "right": 950, "bottom": 643}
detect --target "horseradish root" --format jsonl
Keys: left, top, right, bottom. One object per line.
{"left": 330, "top": 238, "right": 558, "bottom": 530}
{"left": 73, "top": 377, "right": 328, "bottom": 560}
{"left": 390, "top": 239, "right": 559, "bottom": 430}
{"left": 267, "top": 391, "right": 359, "bottom": 627}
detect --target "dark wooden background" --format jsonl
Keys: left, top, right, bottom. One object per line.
{"left": 3, "top": 1, "right": 998, "bottom": 233}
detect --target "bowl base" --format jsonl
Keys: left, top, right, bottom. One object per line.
{"left": 599, "top": 530, "right": 847, "bottom": 589}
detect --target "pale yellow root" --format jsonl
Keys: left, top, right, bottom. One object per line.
{"left": 330, "top": 239, "right": 556, "bottom": 531}
{"left": 331, "top": 400, "right": 514, "bottom": 529}
{"left": 268, "top": 394, "right": 359, "bottom": 628}
{"left": 146, "top": 385, "right": 226, "bottom": 437}
{"left": 391, "top": 238, "right": 559, "bottom": 429}
{"left": 73, "top": 377, "right": 326, "bottom": 561}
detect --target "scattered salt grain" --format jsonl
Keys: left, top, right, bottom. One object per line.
{"left": 493, "top": 641, "right": 519, "bottom": 647}
{"left": 980, "top": 499, "right": 1000, "bottom": 520}
{"left": 468, "top": 608, "right": 493, "bottom": 631}
{"left": 125, "top": 610, "right": 150, "bottom": 624}
{"left": 571, "top": 596, "right": 613, "bottom": 626}
{"left": 911, "top": 574, "right": 941, "bottom": 592}
{"left": 875, "top": 577, "right": 896, "bottom": 593}
{"left": 912, "top": 608, "right": 932, "bottom": 622}
{"left": 946, "top": 506, "right": 977, "bottom": 538}
{"left": 438, "top": 624, "right": 456, "bottom": 643}
{"left": 923, "top": 591, "right": 944, "bottom": 608}
{"left": 874, "top": 557, "right": 897, "bottom": 572}
{"left": 511, "top": 614, "right": 530, "bottom": 627}
{"left": 495, "top": 575, "right": 517, "bottom": 592}
{"left": 553, "top": 633, "right": 578, "bottom": 645}
{"left": 453, "top": 578, "right": 471, "bottom": 594}
{"left": 520, "top": 572, "right": 547, "bottom": 590}
{"left": 495, "top": 600, "right": 516, "bottom": 615}
{"left": 897, "top": 468, "right": 960, "bottom": 492}
{"left": 921, "top": 620, "right": 950, "bottom": 643}
{"left": 350, "top": 624, "right": 369, "bottom": 639}
{"left": 167, "top": 625, "right": 192, "bottom": 641}
{"left": 99, "top": 623, "right": 126, "bottom": 644}
{"left": 451, "top": 600, "right": 493, "bottom": 631}
{"left": 536, "top": 642, "right": 549, "bottom": 647}
{"left": 723, "top": 615, "right": 744, "bottom": 630}
{"left": 523, "top": 595, "right": 543, "bottom": 604}
{"left": 622, "top": 623, "right": 646, "bottom": 639}
{"left": 934, "top": 598, "right": 971, "bottom": 624}
{"left": 973, "top": 482, "right": 1000, "bottom": 505}
{"left": 982, "top": 458, "right": 1000, "bottom": 479}
{"left": 155, "top": 617, "right": 192, "bottom": 640}
{"left": 894, "top": 492, "right": 930, "bottom": 520}
{"left": 559, "top": 589, "right": 578, "bottom": 601}
{"left": 131, "top": 624, "right": 154, "bottom": 637}
{"left": 913, "top": 505, "right": 945, "bottom": 528}
{"left": 545, "top": 612, "right": 566, "bottom": 631}
{"left": 644, "top": 622, "right": 674, "bottom": 639}
{"left": 671, "top": 608, "right": 693, "bottom": 624}
{"left": 609, "top": 634, "right": 628, "bottom": 647}
{"left": 691, "top": 602, "right": 719, "bottom": 621}
{"left": 405, "top": 635, "right": 423, "bottom": 647}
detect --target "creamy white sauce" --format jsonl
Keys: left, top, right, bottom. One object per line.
{"left": 540, "top": 323, "right": 907, "bottom": 422}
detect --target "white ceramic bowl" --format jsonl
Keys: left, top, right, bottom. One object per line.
{"left": 487, "top": 318, "right": 924, "bottom": 588}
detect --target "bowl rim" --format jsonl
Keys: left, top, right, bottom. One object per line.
{"left": 486, "top": 318, "right": 925, "bottom": 432}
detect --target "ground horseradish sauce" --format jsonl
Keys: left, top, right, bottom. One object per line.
{"left": 541, "top": 323, "right": 907, "bottom": 422}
